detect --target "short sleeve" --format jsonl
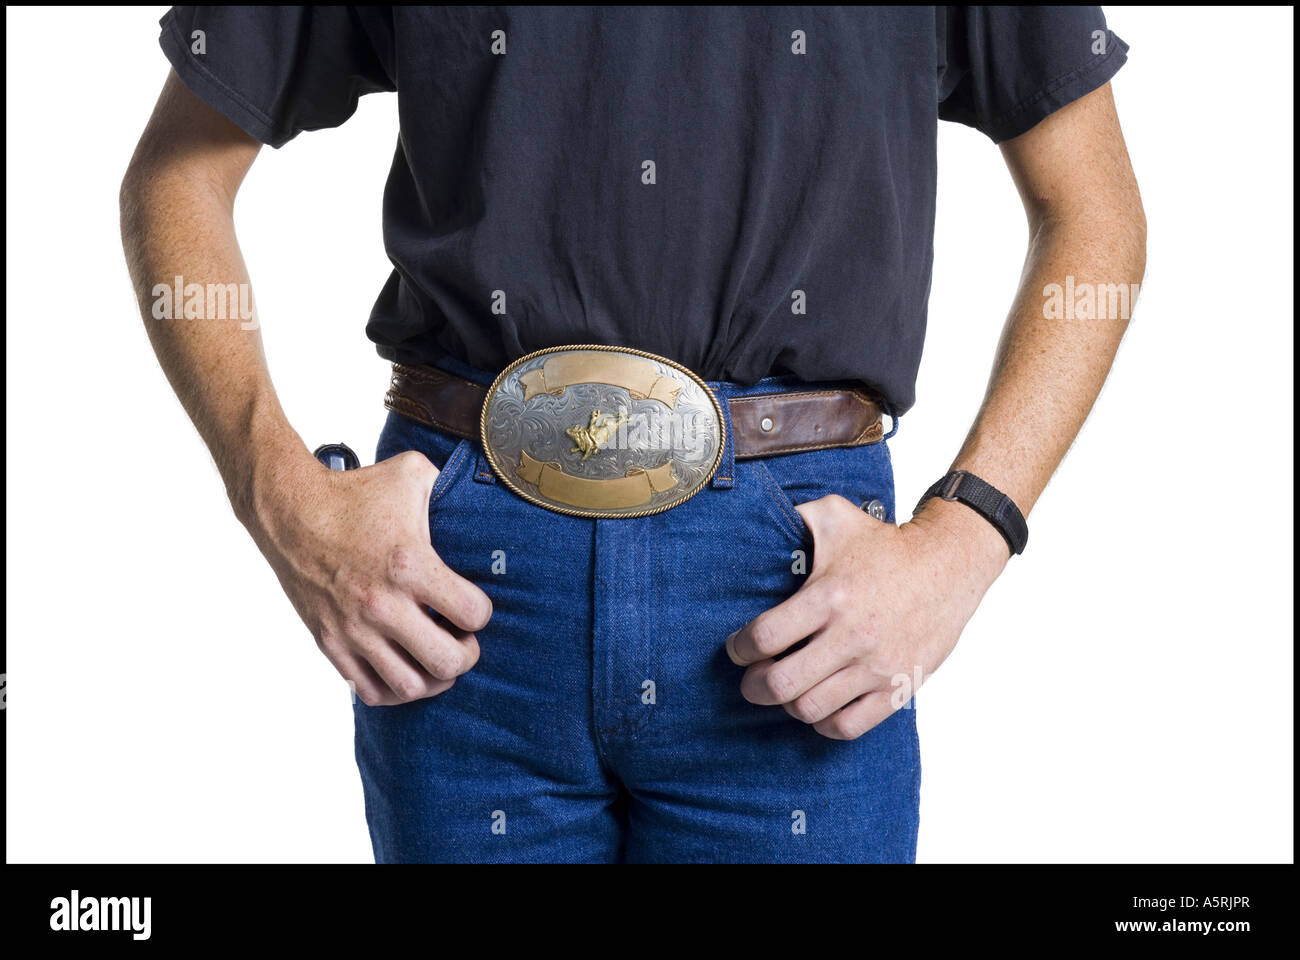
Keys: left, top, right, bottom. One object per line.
{"left": 937, "top": 6, "right": 1128, "bottom": 143}
{"left": 158, "top": 6, "right": 395, "bottom": 148}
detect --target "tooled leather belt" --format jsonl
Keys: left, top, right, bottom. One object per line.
{"left": 384, "top": 346, "right": 885, "bottom": 518}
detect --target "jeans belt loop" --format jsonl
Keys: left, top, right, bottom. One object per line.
{"left": 710, "top": 390, "right": 736, "bottom": 490}
{"left": 472, "top": 448, "right": 497, "bottom": 484}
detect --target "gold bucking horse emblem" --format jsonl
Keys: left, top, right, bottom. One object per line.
{"left": 566, "top": 409, "right": 629, "bottom": 460}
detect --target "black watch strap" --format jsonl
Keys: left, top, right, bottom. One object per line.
{"left": 915, "top": 471, "right": 1028, "bottom": 556}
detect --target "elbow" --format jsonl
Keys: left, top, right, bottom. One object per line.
{"left": 1135, "top": 208, "right": 1148, "bottom": 279}
{"left": 1116, "top": 159, "right": 1147, "bottom": 280}
{"left": 119, "top": 146, "right": 168, "bottom": 304}
{"left": 118, "top": 161, "right": 143, "bottom": 264}
{"left": 118, "top": 151, "right": 153, "bottom": 249}
{"left": 118, "top": 169, "right": 138, "bottom": 238}
{"left": 1126, "top": 189, "right": 1147, "bottom": 279}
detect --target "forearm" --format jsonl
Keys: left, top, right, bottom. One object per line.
{"left": 951, "top": 217, "right": 1143, "bottom": 510}
{"left": 912, "top": 85, "right": 1146, "bottom": 566}
{"left": 912, "top": 212, "right": 1144, "bottom": 573}
{"left": 120, "top": 130, "right": 315, "bottom": 529}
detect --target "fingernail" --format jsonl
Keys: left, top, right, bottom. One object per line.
{"left": 725, "top": 631, "right": 744, "bottom": 666}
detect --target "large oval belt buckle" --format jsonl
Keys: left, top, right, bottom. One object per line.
{"left": 480, "top": 345, "right": 725, "bottom": 518}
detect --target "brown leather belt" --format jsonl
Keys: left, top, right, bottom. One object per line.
{"left": 384, "top": 361, "right": 884, "bottom": 460}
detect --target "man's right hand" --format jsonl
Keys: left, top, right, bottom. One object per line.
{"left": 244, "top": 448, "right": 492, "bottom": 706}
{"left": 122, "top": 71, "right": 490, "bottom": 707}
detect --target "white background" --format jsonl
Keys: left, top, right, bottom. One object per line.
{"left": 6, "top": 6, "right": 1293, "bottom": 863}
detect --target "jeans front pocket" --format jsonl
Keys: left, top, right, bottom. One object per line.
{"left": 752, "top": 442, "right": 897, "bottom": 544}
{"left": 751, "top": 459, "right": 812, "bottom": 547}
{"left": 427, "top": 439, "right": 475, "bottom": 514}
{"left": 375, "top": 411, "right": 476, "bottom": 518}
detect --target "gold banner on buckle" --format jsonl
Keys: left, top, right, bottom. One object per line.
{"left": 518, "top": 353, "right": 683, "bottom": 408}
{"left": 516, "top": 451, "right": 679, "bottom": 509}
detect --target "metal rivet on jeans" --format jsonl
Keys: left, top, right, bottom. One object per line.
{"left": 760, "top": 417, "right": 774, "bottom": 432}
{"left": 862, "top": 499, "right": 887, "bottom": 521}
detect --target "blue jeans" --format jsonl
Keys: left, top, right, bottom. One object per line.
{"left": 353, "top": 358, "right": 920, "bottom": 863}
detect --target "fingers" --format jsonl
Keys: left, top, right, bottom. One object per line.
{"left": 737, "top": 640, "right": 899, "bottom": 739}
{"left": 726, "top": 587, "right": 831, "bottom": 666}
{"left": 322, "top": 615, "right": 460, "bottom": 707}
{"left": 779, "top": 664, "right": 873, "bottom": 724}
{"left": 811, "top": 690, "right": 897, "bottom": 741}
{"left": 319, "top": 542, "right": 490, "bottom": 706}
{"left": 386, "top": 453, "right": 492, "bottom": 632}
{"left": 319, "top": 639, "right": 413, "bottom": 707}
{"left": 349, "top": 624, "right": 452, "bottom": 703}
{"left": 740, "top": 633, "right": 856, "bottom": 707}
{"left": 345, "top": 544, "right": 486, "bottom": 700}
{"left": 381, "top": 597, "right": 481, "bottom": 681}
{"left": 388, "top": 546, "right": 492, "bottom": 633}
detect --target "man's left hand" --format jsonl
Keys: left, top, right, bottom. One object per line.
{"left": 725, "top": 493, "right": 1009, "bottom": 740}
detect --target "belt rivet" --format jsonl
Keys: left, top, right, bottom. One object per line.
{"left": 760, "top": 417, "right": 774, "bottom": 432}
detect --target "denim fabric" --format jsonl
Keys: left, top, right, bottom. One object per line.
{"left": 353, "top": 367, "right": 919, "bottom": 863}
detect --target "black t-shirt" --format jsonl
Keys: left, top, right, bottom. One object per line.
{"left": 159, "top": 5, "right": 1127, "bottom": 413}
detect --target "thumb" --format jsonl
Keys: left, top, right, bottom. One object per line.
{"left": 794, "top": 494, "right": 866, "bottom": 571}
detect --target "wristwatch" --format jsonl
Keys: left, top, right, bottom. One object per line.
{"left": 914, "top": 470, "right": 1028, "bottom": 556}
{"left": 313, "top": 442, "right": 360, "bottom": 472}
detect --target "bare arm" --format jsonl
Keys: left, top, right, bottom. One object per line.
{"left": 937, "top": 80, "right": 1145, "bottom": 526}
{"left": 120, "top": 70, "right": 283, "bottom": 518}
{"left": 121, "top": 71, "right": 491, "bottom": 706}
{"left": 727, "top": 83, "right": 1146, "bottom": 739}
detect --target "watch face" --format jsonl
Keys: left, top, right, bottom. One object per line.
{"left": 313, "top": 443, "right": 360, "bottom": 471}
